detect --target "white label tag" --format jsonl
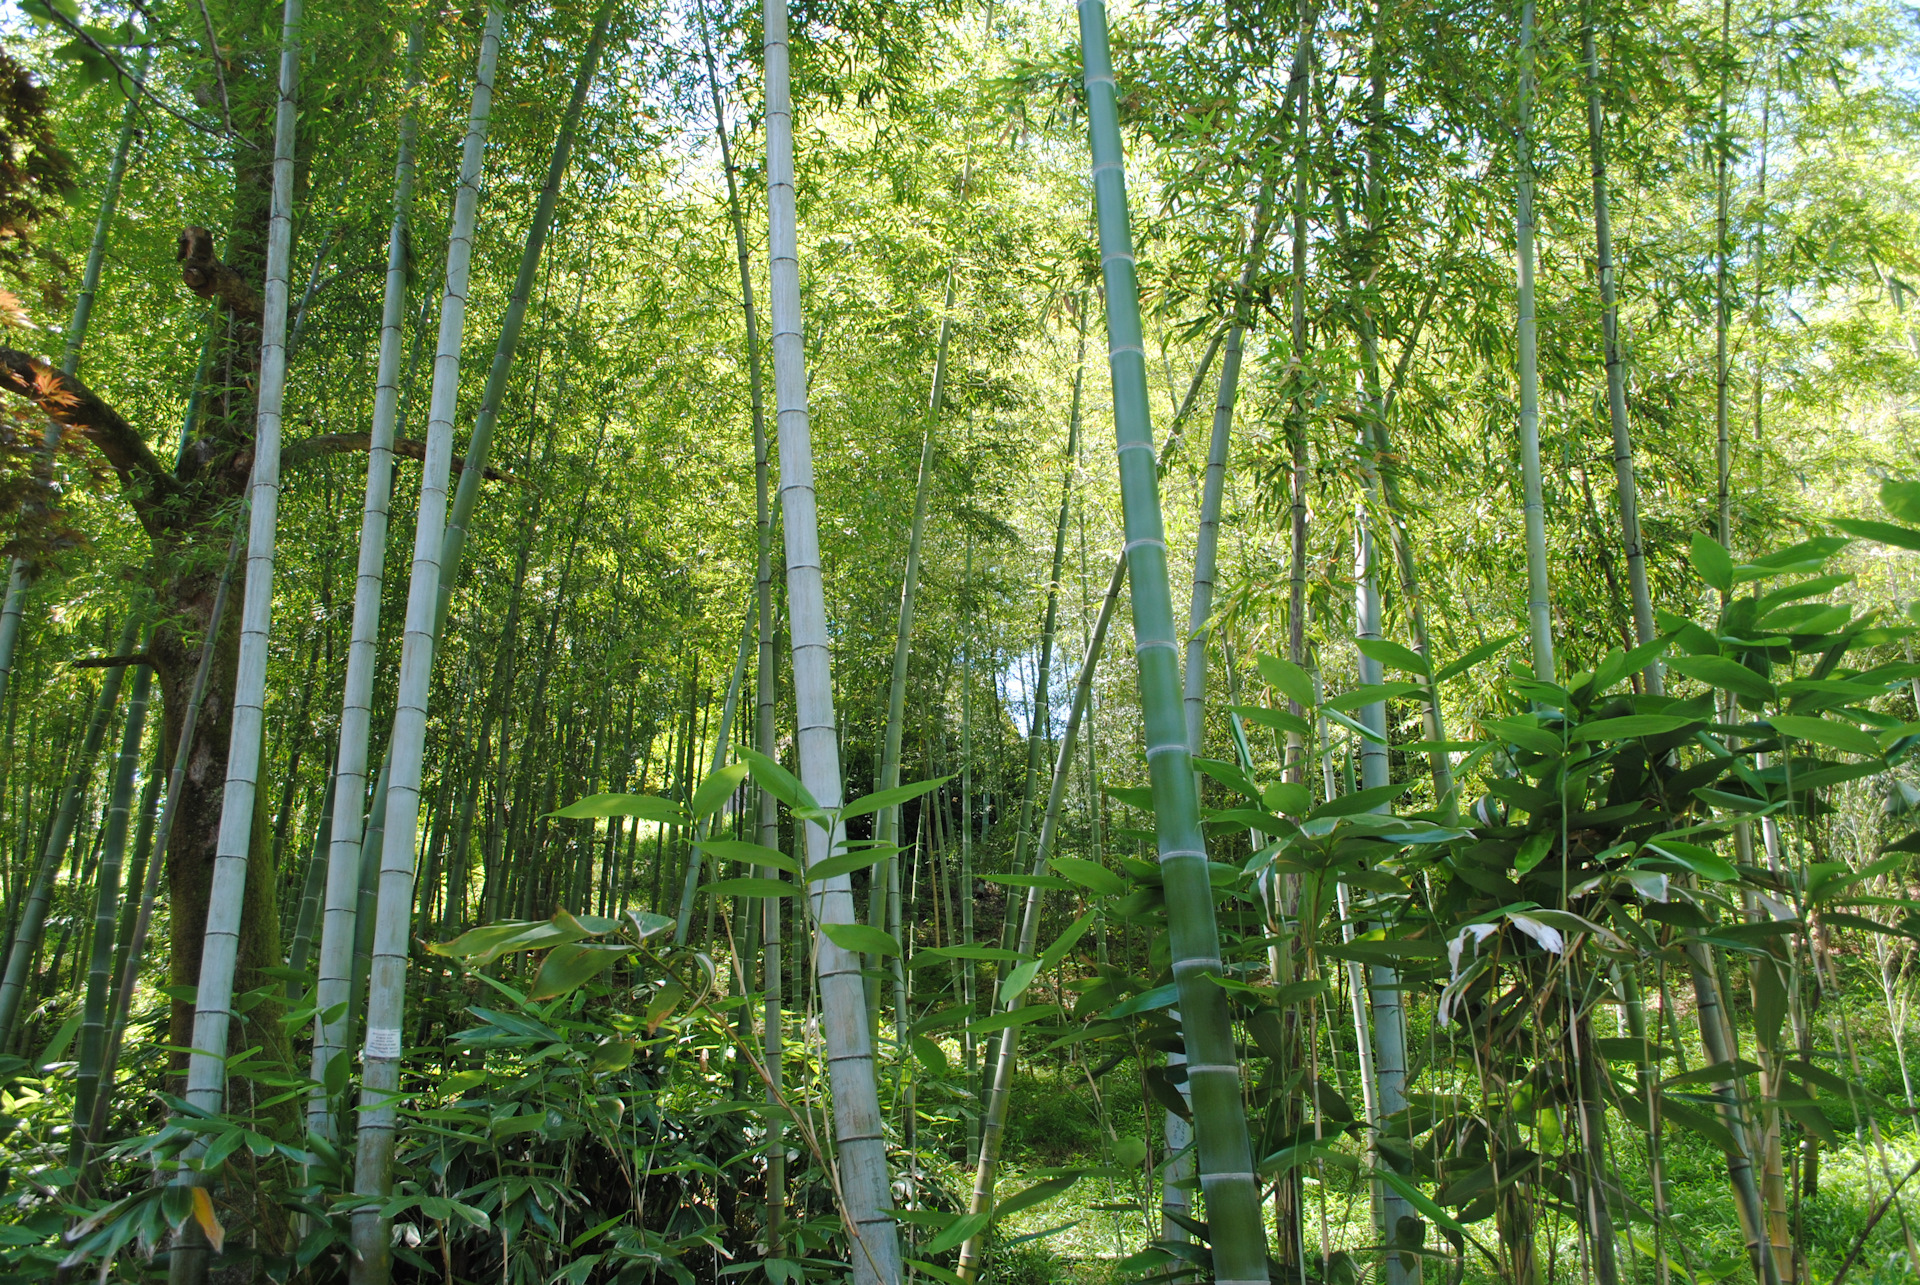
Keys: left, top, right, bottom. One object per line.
{"left": 364, "top": 1027, "right": 402, "bottom": 1060}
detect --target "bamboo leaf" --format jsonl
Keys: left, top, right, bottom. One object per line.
{"left": 547, "top": 792, "right": 683, "bottom": 823}
{"left": 1307, "top": 782, "right": 1409, "bottom": 820}
{"left": 1639, "top": 841, "right": 1737, "bottom": 882}
{"left": 968, "top": 1005, "right": 1062, "bottom": 1036}
{"left": 807, "top": 848, "right": 895, "bottom": 882}
{"left": 840, "top": 775, "right": 951, "bottom": 821}
{"left": 1324, "top": 681, "right": 1426, "bottom": 713}
{"left": 1050, "top": 857, "right": 1127, "bottom": 897}
{"left": 1323, "top": 706, "right": 1387, "bottom": 744}
{"left": 1106, "top": 983, "right": 1179, "bottom": 1018}
{"left": 820, "top": 922, "right": 899, "bottom": 957}
{"left": 1433, "top": 632, "right": 1521, "bottom": 684}
{"left": 689, "top": 763, "right": 750, "bottom": 820}
{"left": 1831, "top": 517, "right": 1920, "bottom": 552}
{"left": 736, "top": 748, "right": 818, "bottom": 813}
{"left": 1256, "top": 654, "right": 1316, "bottom": 708}
{"left": 695, "top": 838, "right": 800, "bottom": 876}
{"left": 1666, "top": 655, "right": 1776, "bottom": 703}
{"left": 1356, "top": 638, "right": 1432, "bottom": 678}
{"left": 1483, "top": 716, "right": 1562, "bottom": 756}
{"left": 1768, "top": 714, "right": 1882, "bottom": 758}
{"left": 704, "top": 878, "right": 792, "bottom": 899}
{"left": 528, "top": 943, "right": 630, "bottom": 1001}
{"left": 1569, "top": 714, "right": 1700, "bottom": 742}
{"left": 993, "top": 1174, "right": 1081, "bottom": 1223}
{"left": 1690, "top": 534, "right": 1735, "bottom": 594}
{"left": 999, "top": 960, "right": 1041, "bottom": 1005}
{"left": 1231, "top": 704, "right": 1311, "bottom": 736}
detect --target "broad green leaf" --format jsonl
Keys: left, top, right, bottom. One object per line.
{"left": 1640, "top": 840, "right": 1737, "bottom": 882}
{"left": 1263, "top": 780, "right": 1311, "bottom": 816}
{"left": 689, "top": 763, "right": 750, "bottom": 819}
{"left": 993, "top": 1174, "right": 1081, "bottom": 1223}
{"left": 807, "top": 848, "right": 894, "bottom": 882}
{"left": 999, "top": 960, "right": 1041, "bottom": 1005}
{"left": 1323, "top": 705, "right": 1387, "bottom": 744}
{"left": 921, "top": 1212, "right": 989, "bottom": 1257}
{"left": 1690, "top": 534, "right": 1735, "bottom": 595}
{"left": 1256, "top": 654, "right": 1315, "bottom": 708}
{"left": 626, "top": 909, "right": 675, "bottom": 941}
{"left": 1038, "top": 911, "right": 1096, "bottom": 972}
{"left": 1107, "top": 983, "right": 1180, "bottom": 1018}
{"left": 1356, "top": 638, "right": 1432, "bottom": 678}
{"left": 1106, "top": 785, "right": 1156, "bottom": 811}
{"left": 1192, "top": 756, "right": 1259, "bottom": 799}
{"left": 1666, "top": 655, "right": 1776, "bottom": 703}
{"left": 1434, "top": 632, "right": 1521, "bottom": 684}
{"left": 1884, "top": 479, "right": 1920, "bottom": 524}
{"left": 820, "top": 922, "right": 900, "bottom": 958}
{"left": 704, "top": 877, "right": 793, "bottom": 899}
{"left": 911, "top": 1035, "right": 948, "bottom": 1074}
{"left": 983, "top": 873, "right": 1075, "bottom": 890}
{"left": 1050, "top": 857, "right": 1127, "bottom": 896}
{"left": 528, "top": 942, "right": 630, "bottom": 1001}
{"left": 840, "top": 775, "right": 951, "bottom": 821}
{"left": 1830, "top": 517, "right": 1920, "bottom": 552}
{"left": 548, "top": 792, "right": 683, "bottom": 824}
{"left": 1569, "top": 714, "right": 1699, "bottom": 742}
{"left": 918, "top": 944, "right": 1027, "bottom": 962}
{"left": 967, "top": 1005, "right": 1062, "bottom": 1036}
{"left": 695, "top": 838, "right": 800, "bottom": 876}
{"left": 1232, "top": 704, "right": 1311, "bottom": 737}
{"left": 1324, "top": 681, "right": 1426, "bottom": 714}
{"left": 1308, "top": 781, "right": 1409, "bottom": 820}
{"left": 1768, "top": 714, "right": 1882, "bottom": 758}
{"left": 1483, "top": 716, "right": 1562, "bottom": 756}
{"left": 736, "top": 748, "right": 818, "bottom": 813}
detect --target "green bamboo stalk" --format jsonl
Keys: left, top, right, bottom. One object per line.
{"left": 309, "top": 20, "right": 426, "bottom": 1141}
{"left": 171, "top": 4, "right": 301, "bottom": 1276}
{"left": 1080, "top": 6, "right": 1267, "bottom": 1281}
{"left": 764, "top": 2, "right": 901, "bottom": 1279}
{"left": 1714, "top": 0, "right": 1734, "bottom": 548}
{"left": 673, "top": 606, "right": 755, "bottom": 944}
{"left": 1514, "top": 0, "right": 1554, "bottom": 682}
{"left": 0, "top": 616, "right": 138, "bottom": 1050}
{"left": 958, "top": 544, "right": 1123, "bottom": 1280}
{"left": 1582, "top": 12, "right": 1659, "bottom": 692}
{"left": 351, "top": 10, "right": 611, "bottom": 1278}
{"left": 87, "top": 529, "right": 240, "bottom": 1150}
{"left": 71, "top": 643, "right": 150, "bottom": 1172}
{"left": 283, "top": 774, "right": 335, "bottom": 998}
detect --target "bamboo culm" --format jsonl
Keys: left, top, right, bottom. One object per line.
{"left": 86, "top": 529, "right": 240, "bottom": 1151}
{"left": 309, "top": 21, "right": 426, "bottom": 1141}
{"left": 763, "top": 3, "right": 901, "bottom": 1281}
{"left": 1080, "top": 6, "right": 1269, "bottom": 1282}
{"left": 0, "top": 616, "right": 139, "bottom": 1051}
{"left": 1514, "top": 0, "right": 1555, "bottom": 682}
{"left": 171, "top": 3, "right": 301, "bottom": 1279}
{"left": 71, "top": 644, "right": 151, "bottom": 1173}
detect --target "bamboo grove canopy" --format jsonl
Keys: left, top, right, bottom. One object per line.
{"left": 0, "top": 0, "right": 1916, "bottom": 1284}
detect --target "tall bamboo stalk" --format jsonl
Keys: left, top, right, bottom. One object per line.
{"left": 1581, "top": 13, "right": 1659, "bottom": 690}
{"left": 672, "top": 608, "right": 754, "bottom": 944}
{"left": 171, "top": 1, "right": 300, "bottom": 1277}
{"left": 87, "top": 530, "right": 240, "bottom": 1150}
{"left": 71, "top": 644, "right": 151, "bottom": 1170}
{"left": 764, "top": 3, "right": 900, "bottom": 1280}
{"left": 350, "top": 11, "right": 610, "bottom": 1279}
{"left": 693, "top": 0, "right": 784, "bottom": 1233}
{"left": 0, "top": 617, "right": 138, "bottom": 1049}
{"left": 1081, "top": 5, "right": 1268, "bottom": 1281}
{"left": 958, "top": 547, "right": 1123, "bottom": 1280}
{"left": 309, "top": 21, "right": 427, "bottom": 1140}
{"left": 1714, "top": 0, "right": 1734, "bottom": 548}
{"left": 1514, "top": 0, "right": 1554, "bottom": 682}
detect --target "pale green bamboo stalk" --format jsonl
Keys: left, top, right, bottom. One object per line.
{"left": 1714, "top": 0, "right": 1734, "bottom": 548}
{"left": 172, "top": 2, "right": 300, "bottom": 1277}
{"left": 0, "top": 49, "right": 148, "bottom": 743}
{"left": 0, "top": 616, "right": 137, "bottom": 1051}
{"left": 693, "top": 0, "right": 784, "bottom": 1234}
{"left": 1686, "top": 941, "right": 1784, "bottom": 1285}
{"left": 71, "top": 644, "right": 151, "bottom": 1171}
{"left": 1081, "top": 6, "right": 1267, "bottom": 1281}
{"left": 283, "top": 773, "right": 335, "bottom": 998}
{"left": 764, "top": 2, "right": 900, "bottom": 1280}
{"left": 1514, "top": 0, "right": 1554, "bottom": 682}
{"left": 86, "top": 527, "right": 239, "bottom": 1150}
{"left": 353, "top": 10, "right": 612, "bottom": 1279}
{"left": 958, "top": 546, "right": 1123, "bottom": 1281}
{"left": 309, "top": 21, "right": 426, "bottom": 1141}
{"left": 1582, "top": 14, "right": 1659, "bottom": 691}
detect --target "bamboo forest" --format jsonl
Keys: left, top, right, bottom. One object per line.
{"left": 5, "top": 0, "right": 1920, "bottom": 1281}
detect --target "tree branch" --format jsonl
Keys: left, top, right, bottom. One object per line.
{"left": 0, "top": 349, "right": 177, "bottom": 522}
{"left": 281, "top": 432, "right": 523, "bottom": 483}
{"left": 177, "top": 227, "right": 262, "bottom": 324}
